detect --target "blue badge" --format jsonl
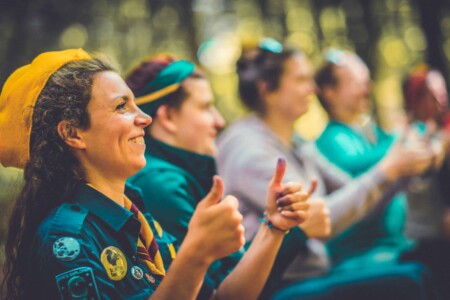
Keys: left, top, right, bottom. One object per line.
{"left": 53, "top": 237, "right": 80, "bottom": 261}
{"left": 131, "top": 266, "right": 144, "bottom": 280}
{"left": 56, "top": 267, "right": 100, "bottom": 300}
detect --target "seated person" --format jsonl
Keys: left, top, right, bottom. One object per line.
{"left": 314, "top": 49, "right": 412, "bottom": 268}
{"left": 402, "top": 64, "right": 450, "bottom": 239}
{"left": 314, "top": 49, "right": 449, "bottom": 296}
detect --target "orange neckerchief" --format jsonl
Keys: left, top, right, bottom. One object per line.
{"left": 124, "top": 196, "right": 166, "bottom": 276}
{"left": 86, "top": 183, "right": 166, "bottom": 276}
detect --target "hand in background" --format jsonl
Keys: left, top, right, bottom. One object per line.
{"left": 380, "top": 127, "right": 435, "bottom": 181}
{"left": 299, "top": 198, "right": 331, "bottom": 239}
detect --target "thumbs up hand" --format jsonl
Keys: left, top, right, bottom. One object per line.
{"left": 185, "top": 176, "right": 245, "bottom": 265}
{"left": 264, "top": 158, "right": 314, "bottom": 232}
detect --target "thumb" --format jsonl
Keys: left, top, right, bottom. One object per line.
{"left": 270, "top": 158, "right": 287, "bottom": 188}
{"left": 307, "top": 177, "right": 318, "bottom": 196}
{"left": 201, "top": 175, "right": 224, "bottom": 207}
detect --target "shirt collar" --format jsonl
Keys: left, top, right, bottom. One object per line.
{"left": 145, "top": 136, "right": 217, "bottom": 193}
{"left": 72, "top": 183, "right": 135, "bottom": 232}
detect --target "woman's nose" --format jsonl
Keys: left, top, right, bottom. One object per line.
{"left": 213, "top": 107, "right": 225, "bottom": 129}
{"left": 136, "top": 108, "right": 152, "bottom": 128}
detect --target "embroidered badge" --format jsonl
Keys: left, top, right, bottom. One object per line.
{"left": 53, "top": 237, "right": 80, "bottom": 261}
{"left": 131, "top": 266, "right": 144, "bottom": 280}
{"left": 100, "top": 246, "right": 127, "bottom": 281}
{"left": 56, "top": 267, "right": 100, "bottom": 300}
{"left": 145, "top": 273, "right": 156, "bottom": 284}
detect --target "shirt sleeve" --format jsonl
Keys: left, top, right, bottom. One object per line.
{"left": 316, "top": 125, "right": 394, "bottom": 177}
{"left": 218, "top": 133, "right": 298, "bottom": 213}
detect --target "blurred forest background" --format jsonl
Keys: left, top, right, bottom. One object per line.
{"left": 1, "top": 0, "right": 450, "bottom": 270}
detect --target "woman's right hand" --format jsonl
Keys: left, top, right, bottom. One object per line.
{"left": 379, "top": 140, "right": 434, "bottom": 181}
{"left": 183, "top": 176, "right": 245, "bottom": 266}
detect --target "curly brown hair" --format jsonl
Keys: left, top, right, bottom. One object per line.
{"left": 1, "top": 57, "right": 115, "bottom": 300}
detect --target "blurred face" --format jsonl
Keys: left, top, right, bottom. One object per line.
{"left": 267, "top": 54, "right": 316, "bottom": 120}
{"left": 78, "top": 71, "right": 152, "bottom": 179}
{"left": 170, "top": 77, "right": 225, "bottom": 156}
{"left": 330, "top": 60, "right": 372, "bottom": 117}
{"left": 414, "top": 71, "right": 449, "bottom": 121}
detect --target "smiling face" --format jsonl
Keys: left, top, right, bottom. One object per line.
{"left": 76, "top": 71, "right": 152, "bottom": 180}
{"left": 266, "top": 54, "right": 316, "bottom": 121}
{"left": 169, "top": 77, "right": 225, "bottom": 156}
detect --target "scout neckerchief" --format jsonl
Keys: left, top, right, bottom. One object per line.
{"left": 123, "top": 196, "right": 166, "bottom": 277}
{"left": 86, "top": 183, "right": 166, "bottom": 276}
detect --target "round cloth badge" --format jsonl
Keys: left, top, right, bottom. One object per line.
{"left": 131, "top": 266, "right": 144, "bottom": 280}
{"left": 53, "top": 237, "right": 81, "bottom": 261}
{"left": 100, "top": 246, "right": 128, "bottom": 281}
{"left": 67, "top": 275, "right": 88, "bottom": 298}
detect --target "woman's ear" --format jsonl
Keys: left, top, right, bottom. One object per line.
{"left": 257, "top": 80, "right": 269, "bottom": 99}
{"left": 320, "top": 86, "right": 336, "bottom": 108}
{"left": 57, "top": 120, "right": 86, "bottom": 149}
{"left": 154, "top": 105, "right": 178, "bottom": 133}
{"left": 258, "top": 80, "right": 276, "bottom": 107}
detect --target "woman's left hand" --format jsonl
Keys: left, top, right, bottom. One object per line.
{"left": 264, "top": 158, "right": 316, "bottom": 231}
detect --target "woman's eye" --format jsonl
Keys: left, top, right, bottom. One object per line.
{"left": 116, "top": 102, "right": 127, "bottom": 111}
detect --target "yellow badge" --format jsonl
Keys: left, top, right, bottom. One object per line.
{"left": 100, "top": 246, "right": 127, "bottom": 281}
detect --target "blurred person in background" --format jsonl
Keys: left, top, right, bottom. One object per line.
{"left": 400, "top": 65, "right": 450, "bottom": 297}
{"left": 315, "top": 49, "right": 450, "bottom": 297}
{"left": 217, "top": 39, "right": 437, "bottom": 299}
{"left": 402, "top": 65, "right": 450, "bottom": 239}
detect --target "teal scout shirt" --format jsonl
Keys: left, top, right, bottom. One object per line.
{"left": 128, "top": 137, "right": 309, "bottom": 294}
{"left": 24, "top": 183, "right": 214, "bottom": 300}
{"left": 315, "top": 121, "right": 412, "bottom": 269}
{"left": 128, "top": 137, "right": 243, "bottom": 287}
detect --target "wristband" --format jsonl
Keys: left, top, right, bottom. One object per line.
{"left": 260, "top": 212, "right": 290, "bottom": 235}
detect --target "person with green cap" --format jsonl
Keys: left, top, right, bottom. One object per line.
{"left": 0, "top": 49, "right": 311, "bottom": 299}
{"left": 126, "top": 54, "right": 327, "bottom": 298}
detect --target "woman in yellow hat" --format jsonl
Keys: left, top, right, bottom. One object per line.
{"left": 0, "top": 49, "right": 310, "bottom": 299}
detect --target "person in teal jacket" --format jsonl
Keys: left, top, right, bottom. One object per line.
{"left": 0, "top": 49, "right": 311, "bottom": 300}
{"left": 314, "top": 49, "right": 422, "bottom": 268}
{"left": 314, "top": 49, "right": 450, "bottom": 296}
{"left": 125, "top": 54, "right": 321, "bottom": 296}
